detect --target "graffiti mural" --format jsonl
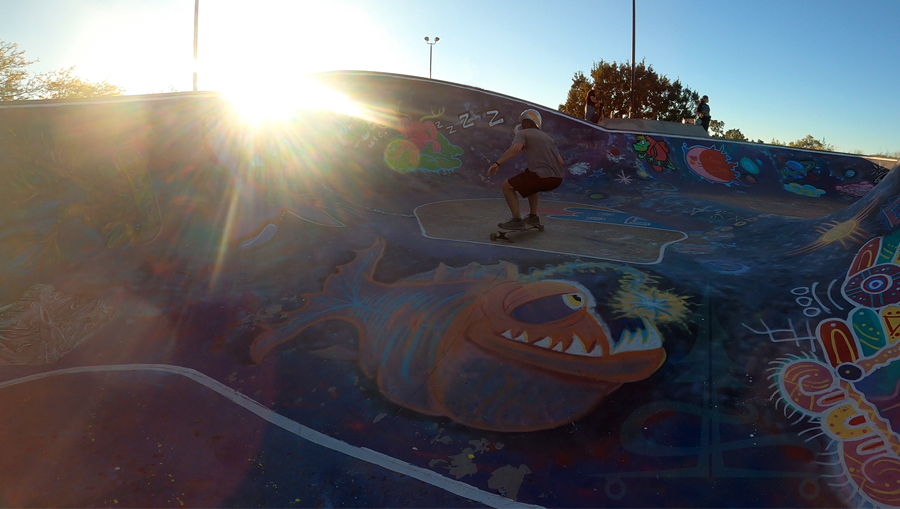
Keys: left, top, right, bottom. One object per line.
{"left": 0, "top": 71, "right": 896, "bottom": 507}
{"left": 250, "top": 238, "right": 688, "bottom": 432}
{"left": 771, "top": 230, "right": 900, "bottom": 507}
{"left": 634, "top": 135, "right": 676, "bottom": 173}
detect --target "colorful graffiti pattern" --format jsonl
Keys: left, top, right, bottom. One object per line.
{"left": 384, "top": 111, "right": 464, "bottom": 173}
{"left": 773, "top": 232, "right": 900, "bottom": 506}
{"left": 0, "top": 71, "right": 895, "bottom": 507}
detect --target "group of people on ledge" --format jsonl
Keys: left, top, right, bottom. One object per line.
{"left": 583, "top": 84, "right": 711, "bottom": 133}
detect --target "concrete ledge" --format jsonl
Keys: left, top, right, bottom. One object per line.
{"left": 598, "top": 118, "right": 709, "bottom": 137}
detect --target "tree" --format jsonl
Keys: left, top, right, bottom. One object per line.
{"left": 0, "top": 40, "right": 123, "bottom": 101}
{"left": 0, "top": 41, "right": 37, "bottom": 100}
{"left": 788, "top": 135, "right": 834, "bottom": 152}
{"left": 31, "top": 67, "right": 123, "bottom": 99}
{"left": 709, "top": 119, "right": 724, "bottom": 137}
{"left": 559, "top": 59, "right": 700, "bottom": 122}
{"left": 559, "top": 71, "right": 591, "bottom": 120}
{"left": 723, "top": 128, "right": 747, "bottom": 141}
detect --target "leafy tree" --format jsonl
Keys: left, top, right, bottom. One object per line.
{"left": 31, "top": 67, "right": 123, "bottom": 99}
{"left": 0, "top": 40, "right": 123, "bottom": 101}
{"left": 0, "top": 41, "right": 36, "bottom": 100}
{"left": 560, "top": 71, "right": 592, "bottom": 119}
{"left": 709, "top": 119, "right": 724, "bottom": 137}
{"left": 788, "top": 135, "right": 834, "bottom": 152}
{"left": 723, "top": 128, "right": 747, "bottom": 141}
{"left": 559, "top": 59, "right": 700, "bottom": 122}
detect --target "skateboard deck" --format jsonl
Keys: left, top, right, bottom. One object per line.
{"left": 490, "top": 224, "right": 544, "bottom": 243}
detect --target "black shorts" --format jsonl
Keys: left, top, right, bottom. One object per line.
{"left": 508, "top": 169, "right": 562, "bottom": 198}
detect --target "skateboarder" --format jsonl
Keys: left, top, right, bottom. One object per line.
{"left": 486, "top": 109, "right": 564, "bottom": 230}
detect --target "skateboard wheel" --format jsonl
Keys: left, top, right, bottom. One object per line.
{"left": 538, "top": 225, "right": 545, "bottom": 232}
{"left": 490, "top": 233, "right": 497, "bottom": 241}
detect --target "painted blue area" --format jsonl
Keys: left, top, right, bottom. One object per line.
{"left": 547, "top": 206, "right": 675, "bottom": 230}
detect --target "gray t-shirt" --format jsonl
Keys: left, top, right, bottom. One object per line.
{"left": 512, "top": 128, "right": 563, "bottom": 179}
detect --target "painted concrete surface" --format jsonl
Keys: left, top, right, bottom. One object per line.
{"left": 0, "top": 71, "right": 898, "bottom": 507}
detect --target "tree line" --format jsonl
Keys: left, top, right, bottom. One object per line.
{"left": 0, "top": 40, "right": 123, "bottom": 101}
{"left": 559, "top": 59, "right": 896, "bottom": 157}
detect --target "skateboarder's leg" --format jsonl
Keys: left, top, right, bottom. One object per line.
{"left": 502, "top": 180, "right": 521, "bottom": 219}
{"left": 527, "top": 194, "right": 539, "bottom": 216}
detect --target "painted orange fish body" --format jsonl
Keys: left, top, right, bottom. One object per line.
{"left": 251, "top": 238, "right": 666, "bottom": 431}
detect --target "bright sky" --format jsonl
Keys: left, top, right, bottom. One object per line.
{"left": 1, "top": 0, "right": 898, "bottom": 156}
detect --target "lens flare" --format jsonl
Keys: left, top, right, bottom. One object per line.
{"left": 225, "top": 78, "right": 361, "bottom": 126}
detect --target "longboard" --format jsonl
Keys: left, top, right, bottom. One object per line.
{"left": 490, "top": 224, "right": 544, "bottom": 243}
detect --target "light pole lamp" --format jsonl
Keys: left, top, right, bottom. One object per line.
{"left": 424, "top": 36, "right": 439, "bottom": 79}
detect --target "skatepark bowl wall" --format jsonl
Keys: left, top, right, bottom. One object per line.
{"left": 0, "top": 70, "right": 898, "bottom": 507}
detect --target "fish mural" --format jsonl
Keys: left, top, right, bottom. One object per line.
{"left": 251, "top": 238, "right": 667, "bottom": 431}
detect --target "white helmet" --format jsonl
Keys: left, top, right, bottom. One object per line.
{"left": 519, "top": 109, "right": 542, "bottom": 129}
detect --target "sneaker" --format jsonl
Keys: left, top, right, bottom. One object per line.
{"left": 524, "top": 214, "right": 540, "bottom": 227}
{"left": 498, "top": 217, "right": 526, "bottom": 230}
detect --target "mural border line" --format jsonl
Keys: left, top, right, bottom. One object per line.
{"left": 413, "top": 198, "right": 685, "bottom": 265}
{"left": 0, "top": 364, "right": 541, "bottom": 509}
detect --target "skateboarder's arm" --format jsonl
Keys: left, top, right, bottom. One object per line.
{"left": 486, "top": 142, "right": 524, "bottom": 176}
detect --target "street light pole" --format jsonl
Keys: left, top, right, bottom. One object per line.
{"left": 424, "top": 36, "right": 439, "bottom": 79}
{"left": 193, "top": 0, "right": 199, "bottom": 91}
{"left": 629, "top": 0, "right": 635, "bottom": 118}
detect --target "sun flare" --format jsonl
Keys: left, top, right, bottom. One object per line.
{"left": 225, "top": 78, "right": 361, "bottom": 125}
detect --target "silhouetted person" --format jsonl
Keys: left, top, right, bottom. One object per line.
{"left": 584, "top": 84, "right": 603, "bottom": 124}
{"left": 696, "top": 95, "right": 711, "bottom": 132}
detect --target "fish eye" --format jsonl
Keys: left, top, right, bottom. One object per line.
{"left": 511, "top": 293, "right": 585, "bottom": 324}
{"left": 563, "top": 293, "right": 584, "bottom": 310}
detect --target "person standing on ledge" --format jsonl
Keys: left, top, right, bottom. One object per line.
{"left": 486, "top": 109, "right": 564, "bottom": 231}
{"left": 584, "top": 83, "right": 602, "bottom": 123}
{"left": 696, "top": 95, "right": 711, "bottom": 132}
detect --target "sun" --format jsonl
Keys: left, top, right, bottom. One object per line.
{"left": 225, "top": 77, "right": 362, "bottom": 126}
{"left": 195, "top": 1, "right": 386, "bottom": 126}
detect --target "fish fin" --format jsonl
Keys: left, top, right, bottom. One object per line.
{"left": 250, "top": 328, "right": 281, "bottom": 364}
{"left": 461, "top": 261, "right": 518, "bottom": 281}
{"left": 400, "top": 261, "right": 520, "bottom": 283}
{"left": 500, "top": 261, "right": 518, "bottom": 280}
{"left": 329, "top": 237, "right": 386, "bottom": 285}
{"left": 433, "top": 263, "right": 451, "bottom": 281}
{"left": 250, "top": 239, "right": 385, "bottom": 364}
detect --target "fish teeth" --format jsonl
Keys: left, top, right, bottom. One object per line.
{"left": 552, "top": 341, "right": 563, "bottom": 352}
{"left": 501, "top": 329, "right": 528, "bottom": 343}
{"left": 613, "top": 318, "right": 662, "bottom": 353}
{"left": 565, "top": 335, "right": 589, "bottom": 356}
{"left": 533, "top": 337, "right": 552, "bottom": 349}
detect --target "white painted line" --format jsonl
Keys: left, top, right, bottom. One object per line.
{"left": 412, "top": 198, "right": 685, "bottom": 265}
{"left": 0, "top": 364, "right": 541, "bottom": 509}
